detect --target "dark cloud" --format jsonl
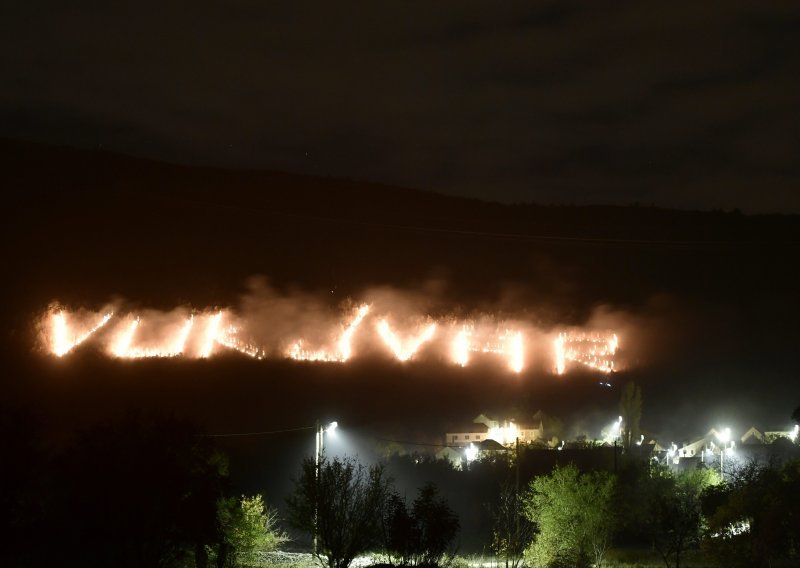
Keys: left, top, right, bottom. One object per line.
{"left": 1, "top": 1, "right": 798, "bottom": 211}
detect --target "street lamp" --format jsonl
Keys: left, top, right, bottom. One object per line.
{"left": 314, "top": 420, "right": 337, "bottom": 556}
{"left": 315, "top": 420, "right": 338, "bottom": 469}
{"left": 716, "top": 427, "right": 731, "bottom": 477}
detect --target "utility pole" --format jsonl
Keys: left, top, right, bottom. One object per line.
{"left": 513, "top": 437, "right": 520, "bottom": 568}
{"left": 314, "top": 420, "right": 321, "bottom": 556}
{"left": 313, "top": 420, "right": 336, "bottom": 557}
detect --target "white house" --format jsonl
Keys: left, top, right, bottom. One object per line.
{"left": 445, "top": 414, "right": 544, "bottom": 448}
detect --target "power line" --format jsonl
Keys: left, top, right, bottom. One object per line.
{"left": 199, "top": 426, "right": 461, "bottom": 449}
{"left": 368, "top": 435, "right": 458, "bottom": 449}
{"left": 201, "top": 425, "right": 315, "bottom": 438}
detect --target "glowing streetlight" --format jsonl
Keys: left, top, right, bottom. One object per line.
{"left": 315, "top": 420, "right": 338, "bottom": 465}
{"left": 790, "top": 425, "right": 799, "bottom": 443}
{"left": 666, "top": 442, "right": 677, "bottom": 464}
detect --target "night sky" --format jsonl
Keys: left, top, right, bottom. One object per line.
{"left": 2, "top": 1, "right": 799, "bottom": 212}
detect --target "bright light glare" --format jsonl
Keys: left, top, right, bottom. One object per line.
{"left": 716, "top": 427, "right": 731, "bottom": 444}
{"left": 465, "top": 443, "right": 478, "bottom": 462}
{"left": 326, "top": 421, "right": 338, "bottom": 433}
{"left": 488, "top": 422, "right": 519, "bottom": 445}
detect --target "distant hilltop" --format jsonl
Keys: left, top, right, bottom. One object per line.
{"left": 5, "top": 137, "right": 799, "bottom": 245}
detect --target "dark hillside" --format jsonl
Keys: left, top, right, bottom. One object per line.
{"left": 3, "top": 139, "right": 799, "bottom": 444}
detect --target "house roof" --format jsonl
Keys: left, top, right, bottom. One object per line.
{"left": 479, "top": 439, "right": 508, "bottom": 451}
{"left": 446, "top": 424, "right": 489, "bottom": 434}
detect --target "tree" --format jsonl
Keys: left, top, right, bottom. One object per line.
{"left": 792, "top": 405, "right": 800, "bottom": 426}
{"left": 620, "top": 382, "right": 642, "bottom": 452}
{"left": 216, "top": 494, "right": 287, "bottom": 567}
{"left": 638, "top": 466, "right": 719, "bottom": 568}
{"left": 523, "top": 464, "right": 616, "bottom": 568}
{"left": 702, "top": 460, "right": 800, "bottom": 568}
{"left": 286, "top": 455, "right": 391, "bottom": 568}
{"left": 384, "top": 492, "right": 418, "bottom": 565}
{"left": 491, "top": 483, "right": 534, "bottom": 568}
{"left": 48, "top": 412, "right": 229, "bottom": 568}
{"left": 410, "top": 484, "right": 460, "bottom": 566}
{"left": 384, "top": 484, "right": 460, "bottom": 567}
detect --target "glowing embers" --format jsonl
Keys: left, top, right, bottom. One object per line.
{"left": 450, "top": 325, "right": 525, "bottom": 373}
{"left": 43, "top": 303, "right": 621, "bottom": 375}
{"left": 50, "top": 310, "right": 114, "bottom": 357}
{"left": 288, "top": 304, "right": 370, "bottom": 363}
{"left": 200, "top": 312, "right": 222, "bottom": 359}
{"left": 554, "top": 331, "right": 618, "bottom": 374}
{"left": 216, "top": 324, "right": 265, "bottom": 359}
{"left": 47, "top": 308, "right": 264, "bottom": 360}
{"left": 174, "top": 316, "right": 195, "bottom": 355}
{"left": 111, "top": 317, "right": 140, "bottom": 357}
{"left": 111, "top": 314, "right": 202, "bottom": 358}
{"left": 376, "top": 319, "right": 437, "bottom": 362}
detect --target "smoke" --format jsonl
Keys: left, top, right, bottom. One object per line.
{"left": 37, "top": 275, "right": 641, "bottom": 378}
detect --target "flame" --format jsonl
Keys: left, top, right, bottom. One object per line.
{"left": 42, "top": 303, "right": 620, "bottom": 375}
{"left": 112, "top": 318, "right": 140, "bottom": 357}
{"left": 452, "top": 327, "right": 470, "bottom": 367}
{"left": 288, "top": 340, "right": 343, "bottom": 362}
{"left": 122, "top": 316, "right": 195, "bottom": 358}
{"left": 173, "top": 316, "right": 194, "bottom": 355}
{"left": 608, "top": 333, "right": 619, "bottom": 355}
{"left": 50, "top": 311, "right": 113, "bottom": 357}
{"left": 508, "top": 331, "right": 524, "bottom": 373}
{"left": 217, "top": 324, "right": 265, "bottom": 359}
{"left": 289, "top": 304, "right": 371, "bottom": 363}
{"left": 200, "top": 312, "right": 223, "bottom": 358}
{"left": 451, "top": 326, "right": 525, "bottom": 372}
{"left": 554, "top": 331, "right": 617, "bottom": 374}
{"left": 52, "top": 312, "right": 69, "bottom": 357}
{"left": 554, "top": 333, "right": 566, "bottom": 375}
{"left": 376, "top": 320, "right": 437, "bottom": 361}
{"left": 338, "top": 304, "right": 370, "bottom": 361}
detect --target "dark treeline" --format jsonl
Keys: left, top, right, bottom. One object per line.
{"left": 0, "top": 406, "right": 284, "bottom": 568}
